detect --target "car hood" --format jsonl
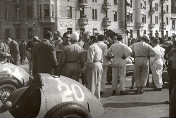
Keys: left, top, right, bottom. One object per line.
{"left": 38, "top": 73, "right": 104, "bottom": 118}
{"left": 0, "top": 63, "right": 30, "bottom": 85}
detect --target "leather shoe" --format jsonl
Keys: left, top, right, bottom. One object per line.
{"left": 120, "top": 91, "right": 128, "bottom": 95}
{"left": 112, "top": 90, "right": 117, "bottom": 95}
{"left": 153, "top": 88, "right": 162, "bottom": 91}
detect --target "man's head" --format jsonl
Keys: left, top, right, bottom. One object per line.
{"left": 141, "top": 34, "right": 150, "bottom": 43}
{"left": 5, "top": 38, "right": 12, "bottom": 44}
{"left": 98, "top": 35, "right": 104, "bottom": 41}
{"left": 152, "top": 37, "right": 160, "bottom": 46}
{"left": 70, "top": 32, "right": 79, "bottom": 43}
{"left": 33, "top": 36, "right": 40, "bottom": 42}
{"left": 82, "top": 31, "right": 91, "bottom": 42}
{"left": 44, "top": 31, "right": 53, "bottom": 41}
{"left": 117, "top": 34, "right": 124, "bottom": 41}
{"left": 63, "top": 32, "right": 71, "bottom": 45}
{"left": 90, "top": 36, "right": 98, "bottom": 44}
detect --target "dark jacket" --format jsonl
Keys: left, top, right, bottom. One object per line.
{"left": 9, "top": 40, "right": 20, "bottom": 65}
{"left": 32, "top": 39, "right": 58, "bottom": 76}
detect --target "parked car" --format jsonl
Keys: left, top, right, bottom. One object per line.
{"left": 0, "top": 62, "right": 32, "bottom": 103}
{"left": 0, "top": 73, "right": 104, "bottom": 118}
{"left": 126, "top": 57, "right": 134, "bottom": 76}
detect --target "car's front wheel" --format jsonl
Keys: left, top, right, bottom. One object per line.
{"left": 0, "top": 84, "right": 16, "bottom": 103}
{"left": 45, "top": 102, "right": 92, "bottom": 118}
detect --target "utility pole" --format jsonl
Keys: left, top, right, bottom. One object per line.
{"left": 161, "top": 0, "right": 164, "bottom": 40}
{"left": 125, "top": 0, "right": 127, "bottom": 32}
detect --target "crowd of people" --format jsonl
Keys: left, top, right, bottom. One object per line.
{"left": 0, "top": 30, "right": 176, "bottom": 102}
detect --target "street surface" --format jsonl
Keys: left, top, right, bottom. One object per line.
{"left": 20, "top": 63, "right": 169, "bottom": 118}
{"left": 101, "top": 77, "right": 169, "bottom": 118}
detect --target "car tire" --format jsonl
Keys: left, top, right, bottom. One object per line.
{"left": 0, "top": 84, "right": 17, "bottom": 103}
{"left": 44, "top": 102, "right": 92, "bottom": 118}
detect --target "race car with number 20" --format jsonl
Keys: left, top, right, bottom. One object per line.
{"left": 0, "top": 73, "right": 104, "bottom": 118}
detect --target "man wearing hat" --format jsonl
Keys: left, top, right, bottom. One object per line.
{"left": 61, "top": 32, "right": 83, "bottom": 81}
{"left": 6, "top": 38, "right": 20, "bottom": 65}
{"left": 32, "top": 31, "right": 58, "bottom": 76}
{"left": 130, "top": 34, "right": 155, "bottom": 94}
{"left": 107, "top": 34, "right": 132, "bottom": 95}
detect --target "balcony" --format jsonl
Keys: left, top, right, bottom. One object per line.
{"left": 160, "top": 23, "right": 166, "bottom": 30}
{"left": 149, "top": 23, "right": 155, "bottom": 29}
{"left": 135, "top": 22, "right": 144, "bottom": 28}
{"left": 102, "top": 17, "right": 111, "bottom": 27}
{"left": 148, "top": 8, "right": 155, "bottom": 16}
{"left": 39, "top": 17, "right": 55, "bottom": 23}
{"left": 102, "top": 2, "right": 111, "bottom": 11}
{"left": 78, "top": 16, "right": 88, "bottom": 26}
{"left": 148, "top": 0, "right": 154, "bottom": 4}
{"left": 13, "top": 0, "right": 20, "bottom": 4}
{"left": 78, "top": 0, "right": 88, "bottom": 8}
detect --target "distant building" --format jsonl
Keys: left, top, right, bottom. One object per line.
{"left": 0, "top": 0, "right": 174, "bottom": 43}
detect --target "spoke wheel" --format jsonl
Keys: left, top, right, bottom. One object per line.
{"left": 63, "top": 114, "right": 82, "bottom": 118}
{"left": 0, "top": 84, "right": 16, "bottom": 103}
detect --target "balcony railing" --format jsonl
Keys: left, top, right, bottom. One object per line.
{"left": 78, "top": 16, "right": 88, "bottom": 26}
{"left": 102, "top": 2, "right": 111, "bottom": 11}
{"left": 102, "top": 17, "right": 111, "bottom": 27}
{"left": 78, "top": 0, "right": 88, "bottom": 8}
{"left": 148, "top": 8, "right": 155, "bottom": 16}
{"left": 39, "top": 17, "right": 55, "bottom": 23}
{"left": 13, "top": 0, "right": 21, "bottom": 4}
{"left": 149, "top": 23, "right": 155, "bottom": 29}
{"left": 135, "top": 22, "right": 144, "bottom": 28}
{"left": 160, "top": 23, "right": 166, "bottom": 30}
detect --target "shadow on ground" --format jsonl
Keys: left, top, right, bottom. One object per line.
{"left": 103, "top": 102, "right": 166, "bottom": 108}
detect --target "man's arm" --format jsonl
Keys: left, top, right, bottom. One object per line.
{"left": 49, "top": 44, "right": 58, "bottom": 68}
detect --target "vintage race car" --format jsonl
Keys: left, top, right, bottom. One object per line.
{"left": 0, "top": 73, "right": 104, "bottom": 118}
{"left": 0, "top": 62, "right": 31, "bottom": 103}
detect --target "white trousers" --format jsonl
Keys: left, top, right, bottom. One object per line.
{"left": 151, "top": 60, "right": 163, "bottom": 88}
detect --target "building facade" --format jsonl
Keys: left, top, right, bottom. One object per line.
{"left": 0, "top": 0, "right": 174, "bottom": 42}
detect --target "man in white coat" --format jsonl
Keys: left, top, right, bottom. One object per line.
{"left": 150, "top": 37, "right": 165, "bottom": 91}
{"left": 107, "top": 35, "right": 132, "bottom": 95}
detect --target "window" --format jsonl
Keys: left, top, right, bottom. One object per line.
{"left": 172, "top": 20, "right": 175, "bottom": 29}
{"left": 44, "top": 4, "right": 49, "bottom": 17}
{"left": 67, "top": 28, "right": 72, "bottom": 34}
{"left": 67, "top": 6, "right": 72, "bottom": 19}
{"left": 166, "top": 31, "right": 168, "bottom": 37}
{"left": 155, "top": 16, "right": 158, "bottom": 24}
{"left": 93, "top": 28, "right": 98, "bottom": 36}
{"left": 15, "top": 7, "right": 20, "bottom": 18}
{"left": 5, "top": 8, "right": 8, "bottom": 19}
{"left": 155, "top": 3, "right": 158, "bottom": 11}
{"left": 114, "top": 0, "right": 117, "bottom": 5}
{"left": 142, "top": 14, "right": 146, "bottom": 23}
{"left": 92, "top": 9, "right": 97, "bottom": 20}
{"left": 27, "top": 6, "right": 32, "bottom": 18}
{"left": 130, "top": 0, "right": 133, "bottom": 8}
{"left": 5, "top": 29, "right": 10, "bottom": 39}
{"left": 143, "top": 1, "right": 146, "bottom": 9}
{"left": 80, "top": 8, "right": 84, "bottom": 17}
{"left": 15, "top": 27, "right": 21, "bottom": 39}
{"left": 127, "top": 13, "right": 133, "bottom": 22}
{"left": 166, "top": 5, "right": 169, "bottom": 13}
{"left": 144, "top": 30, "right": 146, "bottom": 34}
{"left": 39, "top": 5, "right": 42, "bottom": 17}
{"left": 28, "top": 28, "right": 33, "bottom": 39}
{"left": 44, "top": 27, "right": 52, "bottom": 38}
{"left": 130, "top": 30, "right": 133, "bottom": 38}
{"left": 166, "top": 17, "right": 169, "bottom": 25}
{"left": 80, "top": 28, "right": 85, "bottom": 36}
{"left": 114, "top": 11, "right": 117, "bottom": 21}
{"left": 51, "top": 4, "right": 54, "bottom": 17}
{"left": 137, "top": 30, "right": 140, "bottom": 37}
{"left": 92, "top": 0, "right": 97, "bottom": 2}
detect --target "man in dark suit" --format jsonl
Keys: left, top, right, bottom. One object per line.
{"left": 32, "top": 31, "right": 58, "bottom": 76}
{"left": 6, "top": 38, "right": 20, "bottom": 65}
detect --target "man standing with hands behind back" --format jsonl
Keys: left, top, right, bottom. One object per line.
{"left": 32, "top": 31, "right": 58, "bottom": 77}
